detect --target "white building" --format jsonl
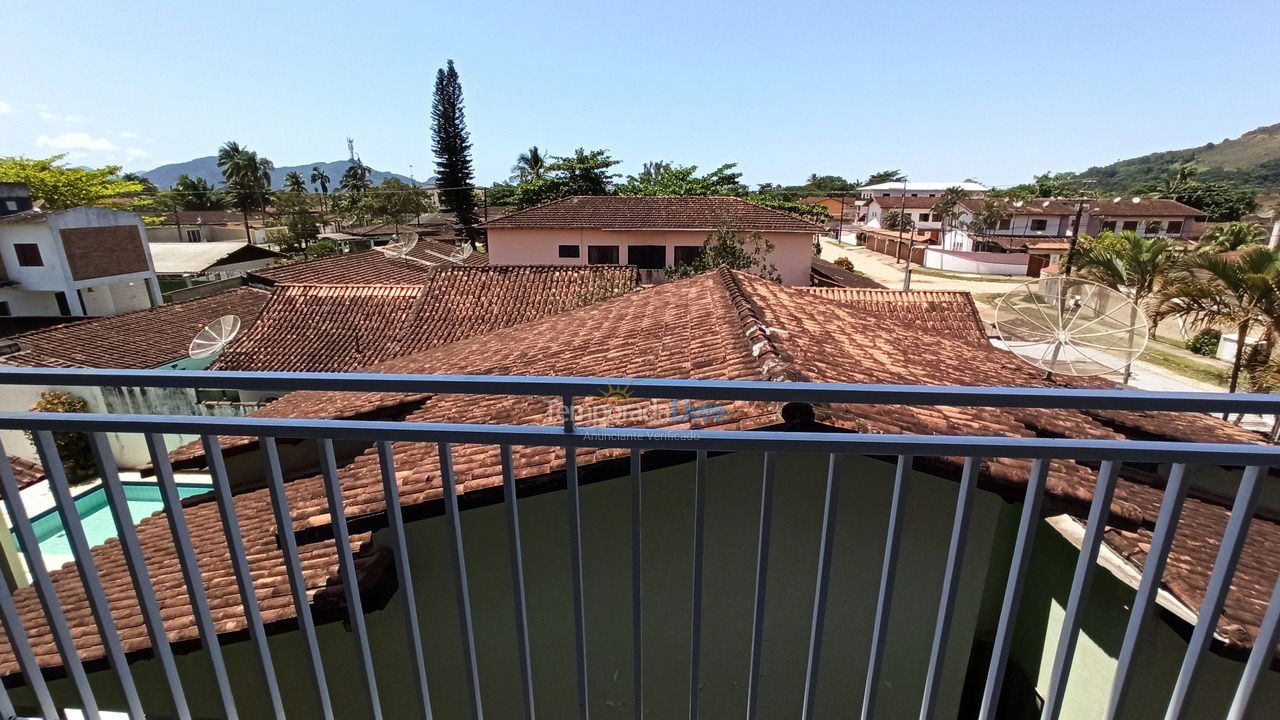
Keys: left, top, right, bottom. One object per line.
{"left": 0, "top": 205, "right": 164, "bottom": 318}
{"left": 858, "top": 180, "right": 988, "bottom": 200}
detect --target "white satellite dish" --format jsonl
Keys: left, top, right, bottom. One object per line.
{"left": 995, "top": 277, "right": 1149, "bottom": 377}
{"left": 418, "top": 241, "right": 474, "bottom": 265}
{"left": 377, "top": 234, "right": 419, "bottom": 259}
{"left": 188, "top": 315, "right": 242, "bottom": 359}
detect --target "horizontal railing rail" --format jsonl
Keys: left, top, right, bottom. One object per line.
{"left": 3, "top": 366, "right": 1280, "bottom": 413}
{"left": 0, "top": 369, "right": 1275, "bottom": 720}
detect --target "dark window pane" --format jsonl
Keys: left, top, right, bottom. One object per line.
{"left": 1167, "top": 221, "right": 1183, "bottom": 234}
{"left": 15, "top": 243, "right": 42, "bottom": 267}
{"left": 626, "top": 245, "right": 666, "bottom": 270}
{"left": 674, "top": 245, "right": 704, "bottom": 266}
{"left": 558, "top": 244, "right": 581, "bottom": 258}
{"left": 1122, "top": 220, "right": 1139, "bottom": 231}
{"left": 1030, "top": 219, "right": 1048, "bottom": 231}
{"left": 587, "top": 245, "right": 619, "bottom": 265}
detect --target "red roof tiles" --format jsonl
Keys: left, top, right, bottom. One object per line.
{"left": 483, "top": 196, "right": 825, "bottom": 233}
{"left": 1088, "top": 198, "right": 1204, "bottom": 217}
{"left": 251, "top": 240, "right": 488, "bottom": 286}
{"left": 0, "top": 288, "right": 271, "bottom": 369}
{"left": 795, "top": 287, "right": 989, "bottom": 344}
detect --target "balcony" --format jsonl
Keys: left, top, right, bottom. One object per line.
{"left": 0, "top": 368, "right": 1277, "bottom": 719}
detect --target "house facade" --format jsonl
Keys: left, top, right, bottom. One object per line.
{"left": 145, "top": 210, "right": 278, "bottom": 244}
{"left": 942, "top": 198, "right": 1078, "bottom": 252}
{"left": 0, "top": 205, "right": 164, "bottom": 317}
{"left": 1084, "top": 197, "right": 1206, "bottom": 238}
{"left": 484, "top": 196, "right": 825, "bottom": 286}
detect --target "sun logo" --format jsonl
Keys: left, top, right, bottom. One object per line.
{"left": 596, "top": 384, "right": 634, "bottom": 405}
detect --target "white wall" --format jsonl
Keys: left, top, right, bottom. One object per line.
{"left": 487, "top": 228, "right": 814, "bottom": 286}
{"left": 0, "top": 288, "right": 61, "bottom": 315}
{"left": 924, "top": 248, "right": 1030, "bottom": 275}
{"left": 0, "top": 223, "right": 66, "bottom": 291}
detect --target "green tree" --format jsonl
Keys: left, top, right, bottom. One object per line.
{"left": 283, "top": 171, "right": 308, "bottom": 193}
{"left": 1154, "top": 246, "right": 1280, "bottom": 394}
{"left": 168, "top": 174, "right": 228, "bottom": 211}
{"left": 865, "top": 169, "right": 906, "bottom": 186}
{"left": 432, "top": 59, "right": 481, "bottom": 239}
{"left": 0, "top": 155, "right": 145, "bottom": 209}
{"left": 217, "top": 141, "right": 273, "bottom": 241}
{"left": 667, "top": 226, "right": 780, "bottom": 282}
{"left": 994, "top": 172, "right": 1085, "bottom": 200}
{"left": 1199, "top": 221, "right": 1268, "bottom": 252}
{"left": 932, "top": 186, "right": 969, "bottom": 245}
{"left": 511, "top": 146, "right": 547, "bottom": 182}
{"left": 617, "top": 162, "right": 746, "bottom": 196}
{"left": 801, "top": 174, "right": 858, "bottom": 193}
{"left": 1173, "top": 181, "right": 1256, "bottom": 222}
{"left": 366, "top": 178, "right": 431, "bottom": 233}
{"left": 25, "top": 391, "right": 96, "bottom": 483}
{"left": 965, "top": 198, "right": 1011, "bottom": 236}
{"left": 310, "top": 166, "right": 331, "bottom": 210}
{"left": 503, "top": 148, "right": 621, "bottom": 209}
{"left": 883, "top": 209, "right": 916, "bottom": 232}
{"left": 271, "top": 190, "right": 320, "bottom": 249}
{"left": 339, "top": 159, "right": 373, "bottom": 193}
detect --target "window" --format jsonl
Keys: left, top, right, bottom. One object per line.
{"left": 997, "top": 218, "right": 1012, "bottom": 231}
{"left": 1146, "top": 220, "right": 1163, "bottom": 234}
{"left": 1029, "top": 219, "right": 1048, "bottom": 232}
{"left": 558, "top": 244, "right": 581, "bottom": 258}
{"left": 674, "top": 246, "right": 703, "bottom": 267}
{"left": 0, "top": 301, "right": 9, "bottom": 317}
{"left": 14, "top": 243, "right": 42, "bottom": 267}
{"left": 587, "top": 245, "right": 619, "bottom": 265}
{"left": 1121, "top": 220, "right": 1139, "bottom": 232}
{"left": 1101, "top": 221, "right": 1117, "bottom": 232}
{"left": 3, "top": 201, "right": 16, "bottom": 211}
{"left": 185, "top": 229, "right": 202, "bottom": 243}
{"left": 1166, "top": 220, "right": 1184, "bottom": 234}
{"left": 919, "top": 213, "right": 931, "bottom": 222}
{"left": 627, "top": 245, "right": 666, "bottom": 270}
{"left": 910, "top": 193, "right": 919, "bottom": 197}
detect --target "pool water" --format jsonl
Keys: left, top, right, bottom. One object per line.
{"left": 18, "top": 482, "right": 210, "bottom": 558}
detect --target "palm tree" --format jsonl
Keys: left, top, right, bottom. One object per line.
{"left": 216, "top": 141, "right": 273, "bottom": 241}
{"left": 310, "top": 166, "right": 331, "bottom": 210}
{"left": 283, "top": 171, "right": 307, "bottom": 194}
{"left": 512, "top": 146, "right": 547, "bottom": 183}
{"left": 1075, "top": 230, "right": 1177, "bottom": 383}
{"left": 1199, "top": 221, "right": 1267, "bottom": 252}
{"left": 340, "top": 159, "right": 373, "bottom": 193}
{"left": 1152, "top": 162, "right": 1199, "bottom": 198}
{"left": 1154, "top": 246, "right": 1280, "bottom": 395}
{"left": 932, "top": 186, "right": 969, "bottom": 248}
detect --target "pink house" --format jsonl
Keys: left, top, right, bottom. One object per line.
{"left": 483, "top": 195, "right": 824, "bottom": 286}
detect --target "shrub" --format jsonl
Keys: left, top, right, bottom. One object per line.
{"left": 833, "top": 256, "right": 855, "bottom": 271}
{"left": 24, "top": 391, "right": 97, "bottom": 483}
{"left": 1186, "top": 328, "right": 1221, "bottom": 357}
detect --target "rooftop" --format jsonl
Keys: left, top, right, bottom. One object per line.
{"left": 958, "top": 197, "right": 1077, "bottom": 215}
{"left": 860, "top": 181, "right": 989, "bottom": 192}
{"left": 250, "top": 240, "right": 489, "bottom": 285}
{"left": 795, "top": 287, "right": 989, "bottom": 344}
{"left": 147, "top": 241, "right": 284, "bottom": 275}
{"left": 483, "top": 195, "right": 826, "bottom": 233}
{"left": 1088, "top": 197, "right": 1204, "bottom": 217}
{"left": 0, "top": 287, "right": 270, "bottom": 369}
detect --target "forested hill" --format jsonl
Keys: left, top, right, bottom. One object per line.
{"left": 1077, "top": 123, "right": 1280, "bottom": 192}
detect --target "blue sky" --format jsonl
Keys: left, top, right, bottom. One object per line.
{"left": 2, "top": 0, "right": 1278, "bottom": 188}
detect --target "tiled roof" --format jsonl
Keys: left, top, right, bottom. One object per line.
{"left": 153, "top": 210, "right": 270, "bottom": 226}
{"left": 483, "top": 195, "right": 825, "bottom": 233}
{"left": 1088, "top": 198, "right": 1204, "bottom": 217}
{"left": 4, "top": 270, "right": 1274, "bottom": 678}
{"left": 0, "top": 288, "right": 271, "bottom": 369}
{"left": 795, "top": 287, "right": 989, "bottom": 344}
{"left": 148, "top": 241, "right": 284, "bottom": 275}
{"left": 809, "top": 257, "right": 887, "bottom": 289}
{"left": 868, "top": 196, "right": 943, "bottom": 210}
{"left": 250, "top": 241, "right": 488, "bottom": 285}
{"left": 3, "top": 455, "right": 45, "bottom": 494}
{"left": 216, "top": 265, "right": 640, "bottom": 373}
{"left": 959, "top": 197, "right": 1076, "bottom": 216}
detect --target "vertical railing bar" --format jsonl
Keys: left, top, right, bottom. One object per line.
{"left": 260, "top": 437, "right": 334, "bottom": 720}
{"left": 378, "top": 441, "right": 434, "bottom": 720}
{"left": 501, "top": 445, "right": 536, "bottom": 720}
{"left": 145, "top": 433, "right": 237, "bottom": 720}
{"left": 565, "top": 445, "right": 591, "bottom": 720}
{"left": 688, "top": 450, "right": 708, "bottom": 720}
{"left": 801, "top": 453, "right": 841, "bottom": 720}
{"left": 0, "top": 452, "right": 60, "bottom": 720}
{"left": 861, "top": 454, "right": 912, "bottom": 720}
{"left": 978, "top": 457, "right": 1051, "bottom": 720}
{"left": 745, "top": 452, "right": 777, "bottom": 720}
{"left": 630, "top": 449, "right": 644, "bottom": 720}
{"left": 437, "top": 442, "right": 484, "bottom": 720}
{"left": 317, "top": 439, "right": 383, "bottom": 719}
{"left": 563, "top": 395, "right": 575, "bottom": 433}
{"left": 1164, "top": 464, "right": 1264, "bottom": 720}
{"left": 88, "top": 432, "right": 191, "bottom": 720}
{"left": 200, "top": 435, "right": 285, "bottom": 719}
{"left": 1041, "top": 461, "right": 1121, "bottom": 720}
{"left": 1105, "top": 462, "right": 1191, "bottom": 720}
{"left": 0, "top": 671, "right": 14, "bottom": 720}
{"left": 1227, "top": 568, "right": 1280, "bottom": 720}
{"left": 919, "top": 456, "right": 982, "bottom": 720}
{"left": 33, "top": 431, "right": 144, "bottom": 720}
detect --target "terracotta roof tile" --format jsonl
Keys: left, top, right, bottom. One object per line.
{"left": 958, "top": 197, "right": 1077, "bottom": 215}
{"left": 483, "top": 195, "right": 824, "bottom": 233}
{"left": 3, "top": 455, "right": 44, "bottom": 493}
{"left": 1088, "top": 198, "right": 1204, "bottom": 217}
{"left": 0, "top": 288, "right": 271, "bottom": 369}
{"left": 795, "top": 287, "right": 989, "bottom": 344}
{"left": 252, "top": 240, "right": 488, "bottom": 286}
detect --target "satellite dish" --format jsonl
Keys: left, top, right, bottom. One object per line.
{"left": 418, "top": 242, "right": 474, "bottom": 265}
{"left": 189, "top": 315, "right": 242, "bottom": 359}
{"left": 995, "top": 278, "right": 1149, "bottom": 377}
{"left": 377, "top": 234, "right": 419, "bottom": 259}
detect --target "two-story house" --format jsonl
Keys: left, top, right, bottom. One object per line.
{"left": 0, "top": 199, "right": 164, "bottom": 317}
{"left": 1084, "top": 197, "right": 1206, "bottom": 238}
{"left": 484, "top": 195, "right": 825, "bottom": 286}
{"left": 857, "top": 180, "right": 988, "bottom": 200}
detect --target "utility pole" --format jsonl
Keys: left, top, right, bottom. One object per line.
{"left": 1061, "top": 180, "right": 1097, "bottom": 277}
{"left": 900, "top": 177, "right": 915, "bottom": 291}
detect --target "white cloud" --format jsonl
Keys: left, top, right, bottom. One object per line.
{"left": 118, "top": 131, "right": 139, "bottom": 140}
{"left": 36, "top": 132, "right": 118, "bottom": 152}
{"left": 38, "top": 111, "right": 56, "bottom": 121}
{"left": 38, "top": 110, "right": 90, "bottom": 125}
{"left": 0, "top": 99, "right": 12, "bottom": 114}
{"left": 63, "top": 115, "right": 86, "bottom": 125}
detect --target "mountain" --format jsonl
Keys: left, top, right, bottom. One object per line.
{"left": 139, "top": 157, "right": 425, "bottom": 190}
{"left": 1077, "top": 123, "right": 1280, "bottom": 192}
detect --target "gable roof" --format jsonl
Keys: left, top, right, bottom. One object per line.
{"left": 0, "top": 288, "right": 271, "bottom": 369}
{"left": 795, "top": 287, "right": 989, "bottom": 344}
{"left": 4, "top": 271, "right": 1274, "bottom": 680}
{"left": 148, "top": 241, "right": 284, "bottom": 275}
{"left": 250, "top": 241, "right": 488, "bottom": 286}
{"left": 1088, "top": 198, "right": 1204, "bottom": 217}
{"left": 483, "top": 195, "right": 825, "bottom": 233}
{"left": 958, "top": 197, "right": 1077, "bottom": 216}
{"left": 216, "top": 265, "right": 641, "bottom": 372}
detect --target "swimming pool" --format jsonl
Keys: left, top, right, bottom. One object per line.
{"left": 18, "top": 482, "right": 210, "bottom": 558}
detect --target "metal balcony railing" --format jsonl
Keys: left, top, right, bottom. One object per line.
{"left": 0, "top": 368, "right": 1276, "bottom": 720}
